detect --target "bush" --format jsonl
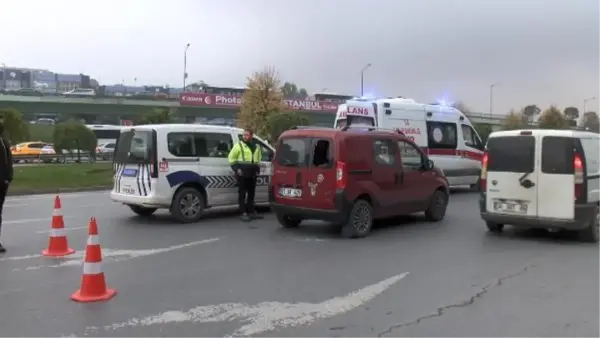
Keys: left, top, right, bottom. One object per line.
{"left": 0, "top": 108, "right": 29, "bottom": 144}
{"left": 53, "top": 120, "right": 97, "bottom": 155}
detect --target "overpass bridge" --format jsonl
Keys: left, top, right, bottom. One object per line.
{"left": 0, "top": 94, "right": 505, "bottom": 128}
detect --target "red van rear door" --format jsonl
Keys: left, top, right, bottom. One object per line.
{"left": 272, "top": 134, "right": 312, "bottom": 208}
{"left": 303, "top": 136, "right": 337, "bottom": 210}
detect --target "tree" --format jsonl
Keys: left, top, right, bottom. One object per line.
{"left": 521, "top": 104, "right": 541, "bottom": 125}
{"left": 563, "top": 106, "right": 579, "bottom": 121}
{"left": 266, "top": 111, "right": 311, "bottom": 144}
{"left": 53, "top": 120, "right": 97, "bottom": 162}
{"left": 237, "top": 66, "right": 287, "bottom": 139}
{"left": 135, "top": 108, "right": 177, "bottom": 125}
{"left": 581, "top": 111, "right": 600, "bottom": 133}
{"left": 280, "top": 82, "right": 308, "bottom": 99}
{"left": 0, "top": 108, "right": 29, "bottom": 144}
{"left": 538, "top": 106, "right": 568, "bottom": 129}
{"left": 473, "top": 123, "right": 493, "bottom": 144}
{"left": 502, "top": 109, "right": 526, "bottom": 130}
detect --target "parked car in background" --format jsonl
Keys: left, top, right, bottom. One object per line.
{"left": 11, "top": 141, "right": 52, "bottom": 163}
{"left": 63, "top": 88, "right": 96, "bottom": 97}
{"left": 96, "top": 142, "right": 116, "bottom": 160}
{"left": 11, "top": 88, "right": 43, "bottom": 96}
{"left": 40, "top": 144, "right": 60, "bottom": 163}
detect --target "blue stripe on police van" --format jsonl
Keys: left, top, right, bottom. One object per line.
{"left": 165, "top": 171, "right": 270, "bottom": 189}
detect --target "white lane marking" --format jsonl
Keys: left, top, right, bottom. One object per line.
{"left": 0, "top": 253, "right": 44, "bottom": 261}
{"left": 86, "top": 272, "right": 409, "bottom": 337}
{"left": 7, "top": 238, "right": 221, "bottom": 271}
{"left": 3, "top": 218, "right": 57, "bottom": 225}
{"left": 6, "top": 191, "right": 109, "bottom": 202}
{"left": 35, "top": 226, "right": 87, "bottom": 234}
{"left": 293, "top": 237, "right": 328, "bottom": 243}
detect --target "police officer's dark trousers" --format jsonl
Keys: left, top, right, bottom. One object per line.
{"left": 0, "top": 182, "right": 8, "bottom": 237}
{"left": 238, "top": 176, "right": 256, "bottom": 214}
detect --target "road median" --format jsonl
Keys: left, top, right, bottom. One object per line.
{"left": 8, "top": 163, "right": 113, "bottom": 196}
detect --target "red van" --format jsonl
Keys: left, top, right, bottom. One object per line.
{"left": 269, "top": 126, "right": 450, "bottom": 238}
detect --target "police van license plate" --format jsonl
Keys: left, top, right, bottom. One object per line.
{"left": 279, "top": 187, "right": 302, "bottom": 198}
{"left": 493, "top": 199, "right": 527, "bottom": 214}
{"left": 121, "top": 186, "right": 136, "bottom": 195}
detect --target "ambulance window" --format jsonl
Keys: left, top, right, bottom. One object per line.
{"left": 426, "top": 122, "right": 457, "bottom": 149}
{"left": 461, "top": 124, "right": 484, "bottom": 150}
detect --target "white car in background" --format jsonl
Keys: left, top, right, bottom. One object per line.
{"left": 40, "top": 144, "right": 60, "bottom": 163}
{"left": 96, "top": 142, "right": 116, "bottom": 160}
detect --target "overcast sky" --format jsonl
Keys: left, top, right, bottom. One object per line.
{"left": 1, "top": 0, "right": 598, "bottom": 114}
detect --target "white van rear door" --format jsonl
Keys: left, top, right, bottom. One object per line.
{"left": 537, "top": 136, "right": 575, "bottom": 220}
{"left": 113, "top": 129, "right": 156, "bottom": 197}
{"left": 485, "top": 135, "right": 538, "bottom": 217}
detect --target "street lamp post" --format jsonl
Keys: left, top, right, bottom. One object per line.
{"left": 360, "top": 63, "right": 372, "bottom": 97}
{"left": 1, "top": 63, "right": 5, "bottom": 90}
{"left": 489, "top": 82, "right": 500, "bottom": 117}
{"left": 583, "top": 96, "right": 596, "bottom": 116}
{"left": 183, "top": 43, "right": 190, "bottom": 91}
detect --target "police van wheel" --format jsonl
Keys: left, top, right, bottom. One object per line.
{"left": 171, "top": 187, "right": 205, "bottom": 223}
{"left": 129, "top": 205, "right": 157, "bottom": 217}
{"left": 276, "top": 213, "right": 302, "bottom": 228}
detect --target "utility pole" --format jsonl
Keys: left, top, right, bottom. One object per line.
{"left": 183, "top": 43, "right": 190, "bottom": 91}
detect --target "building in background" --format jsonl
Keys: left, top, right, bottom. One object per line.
{"left": 313, "top": 92, "right": 354, "bottom": 103}
{"left": 32, "top": 70, "right": 57, "bottom": 93}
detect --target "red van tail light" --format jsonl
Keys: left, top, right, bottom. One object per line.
{"left": 573, "top": 154, "right": 584, "bottom": 201}
{"left": 336, "top": 161, "right": 347, "bottom": 189}
{"left": 480, "top": 152, "right": 488, "bottom": 191}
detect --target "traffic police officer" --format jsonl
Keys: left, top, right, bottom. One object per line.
{"left": 228, "top": 129, "right": 263, "bottom": 222}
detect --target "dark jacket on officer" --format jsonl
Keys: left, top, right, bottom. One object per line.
{"left": 228, "top": 140, "right": 261, "bottom": 177}
{"left": 0, "top": 134, "right": 13, "bottom": 184}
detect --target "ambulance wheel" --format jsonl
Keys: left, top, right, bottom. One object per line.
{"left": 486, "top": 222, "right": 504, "bottom": 233}
{"left": 276, "top": 213, "right": 302, "bottom": 228}
{"left": 129, "top": 205, "right": 157, "bottom": 217}
{"left": 578, "top": 204, "right": 599, "bottom": 243}
{"left": 171, "top": 187, "right": 205, "bottom": 223}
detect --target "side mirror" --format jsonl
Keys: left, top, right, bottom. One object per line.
{"left": 427, "top": 159, "right": 435, "bottom": 169}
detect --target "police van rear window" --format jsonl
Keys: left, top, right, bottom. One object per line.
{"left": 276, "top": 137, "right": 310, "bottom": 167}
{"left": 541, "top": 136, "right": 574, "bottom": 174}
{"left": 114, "top": 130, "right": 154, "bottom": 163}
{"left": 487, "top": 136, "right": 535, "bottom": 173}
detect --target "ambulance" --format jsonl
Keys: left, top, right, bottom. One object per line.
{"left": 333, "top": 97, "right": 485, "bottom": 188}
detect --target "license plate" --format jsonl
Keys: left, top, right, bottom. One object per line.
{"left": 121, "top": 186, "right": 136, "bottom": 195}
{"left": 121, "top": 168, "right": 138, "bottom": 177}
{"left": 493, "top": 200, "right": 528, "bottom": 213}
{"left": 279, "top": 187, "right": 302, "bottom": 198}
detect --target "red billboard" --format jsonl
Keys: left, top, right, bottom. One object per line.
{"left": 179, "top": 93, "right": 339, "bottom": 113}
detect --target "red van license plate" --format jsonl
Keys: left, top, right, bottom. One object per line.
{"left": 279, "top": 187, "right": 302, "bottom": 198}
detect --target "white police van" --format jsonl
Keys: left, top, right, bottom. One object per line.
{"left": 334, "top": 97, "right": 485, "bottom": 188}
{"left": 110, "top": 124, "right": 274, "bottom": 223}
{"left": 480, "top": 129, "right": 600, "bottom": 242}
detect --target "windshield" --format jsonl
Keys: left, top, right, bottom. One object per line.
{"left": 335, "top": 116, "right": 375, "bottom": 129}
{"left": 114, "top": 130, "right": 154, "bottom": 163}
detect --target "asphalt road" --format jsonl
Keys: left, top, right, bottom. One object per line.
{"left": 0, "top": 191, "right": 597, "bottom": 337}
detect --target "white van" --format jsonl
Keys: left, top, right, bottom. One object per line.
{"left": 334, "top": 97, "right": 485, "bottom": 188}
{"left": 109, "top": 124, "right": 275, "bottom": 223}
{"left": 479, "top": 129, "right": 600, "bottom": 242}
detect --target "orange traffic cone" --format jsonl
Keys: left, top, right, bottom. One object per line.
{"left": 71, "top": 217, "right": 116, "bottom": 303}
{"left": 42, "top": 195, "right": 75, "bottom": 257}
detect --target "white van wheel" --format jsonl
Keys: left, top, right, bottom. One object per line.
{"left": 486, "top": 222, "right": 504, "bottom": 233}
{"left": 579, "top": 205, "right": 599, "bottom": 243}
{"left": 171, "top": 187, "right": 205, "bottom": 223}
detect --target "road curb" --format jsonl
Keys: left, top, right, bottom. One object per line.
{"left": 8, "top": 185, "right": 112, "bottom": 196}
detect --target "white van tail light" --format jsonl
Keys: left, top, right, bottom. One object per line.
{"left": 573, "top": 154, "right": 584, "bottom": 201}
{"left": 480, "top": 152, "right": 488, "bottom": 191}
{"left": 335, "top": 161, "right": 347, "bottom": 189}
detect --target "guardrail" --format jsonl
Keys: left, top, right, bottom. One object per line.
{"left": 12, "top": 152, "right": 114, "bottom": 164}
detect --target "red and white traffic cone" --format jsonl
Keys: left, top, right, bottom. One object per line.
{"left": 42, "top": 195, "right": 75, "bottom": 257}
{"left": 71, "top": 217, "right": 116, "bottom": 303}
